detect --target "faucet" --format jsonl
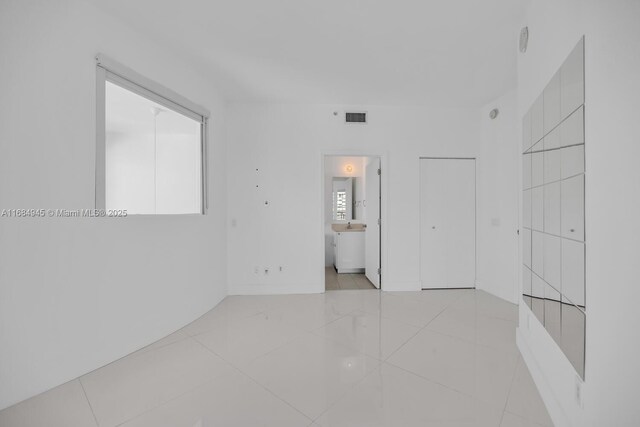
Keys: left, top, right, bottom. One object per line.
{"left": 347, "top": 222, "right": 352, "bottom": 229}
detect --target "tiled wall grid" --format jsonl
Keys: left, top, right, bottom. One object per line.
{"left": 522, "top": 37, "right": 586, "bottom": 378}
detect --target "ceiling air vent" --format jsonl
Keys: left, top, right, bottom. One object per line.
{"left": 345, "top": 112, "right": 367, "bottom": 124}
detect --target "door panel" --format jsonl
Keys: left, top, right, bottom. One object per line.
{"left": 420, "top": 158, "right": 476, "bottom": 288}
{"left": 365, "top": 158, "right": 381, "bottom": 288}
{"left": 420, "top": 159, "right": 448, "bottom": 286}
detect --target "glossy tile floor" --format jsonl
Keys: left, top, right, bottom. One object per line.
{"left": 325, "top": 266, "right": 377, "bottom": 290}
{"left": 0, "top": 289, "right": 553, "bottom": 427}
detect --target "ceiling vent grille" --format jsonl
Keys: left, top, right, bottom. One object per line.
{"left": 345, "top": 112, "right": 367, "bottom": 123}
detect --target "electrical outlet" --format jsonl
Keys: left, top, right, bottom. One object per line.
{"left": 264, "top": 267, "right": 269, "bottom": 275}
{"left": 279, "top": 266, "right": 283, "bottom": 272}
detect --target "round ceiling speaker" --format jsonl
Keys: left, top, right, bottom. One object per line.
{"left": 489, "top": 109, "right": 499, "bottom": 120}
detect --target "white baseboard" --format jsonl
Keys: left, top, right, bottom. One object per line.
{"left": 382, "top": 281, "right": 421, "bottom": 292}
{"left": 228, "top": 283, "right": 323, "bottom": 295}
{"left": 516, "top": 328, "right": 572, "bottom": 427}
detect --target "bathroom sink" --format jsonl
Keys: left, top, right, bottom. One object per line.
{"left": 331, "top": 223, "right": 366, "bottom": 232}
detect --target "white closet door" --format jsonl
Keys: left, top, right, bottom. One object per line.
{"left": 365, "top": 158, "right": 381, "bottom": 288}
{"left": 420, "top": 158, "right": 476, "bottom": 288}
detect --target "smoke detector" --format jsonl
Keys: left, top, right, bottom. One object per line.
{"left": 489, "top": 109, "right": 499, "bottom": 119}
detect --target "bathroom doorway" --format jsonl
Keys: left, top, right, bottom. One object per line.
{"left": 322, "top": 155, "right": 382, "bottom": 291}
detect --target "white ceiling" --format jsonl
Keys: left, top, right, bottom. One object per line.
{"left": 94, "top": 0, "right": 527, "bottom": 107}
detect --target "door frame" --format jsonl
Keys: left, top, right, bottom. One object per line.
{"left": 320, "top": 151, "right": 388, "bottom": 291}
{"left": 418, "top": 156, "right": 477, "bottom": 289}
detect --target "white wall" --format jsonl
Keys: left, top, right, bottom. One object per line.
{"left": 516, "top": 1, "right": 640, "bottom": 425}
{"left": 476, "top": 90, "right": 520, "bottom": 303}
{"left": 227, "top": 104, "right": 482, "bottom": 294}
{"left": 0, "top": 0, "right": 228, "bottom": 410}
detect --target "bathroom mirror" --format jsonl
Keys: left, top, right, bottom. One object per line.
{"left": 332, "top": 177, "right": 353, "bottom": 221}
{"left": 332, "top": 177, "right": 364, "bottom": 221}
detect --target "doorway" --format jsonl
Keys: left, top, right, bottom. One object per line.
{"left": 419, "top": 157, "right": 476, "bottom": 289}
{"left": 323, "top": 155, "right": 381, "bottom": 291}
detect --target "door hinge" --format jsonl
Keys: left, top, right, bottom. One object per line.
{"left": 377, "top": 168, "right": 381, "bottom": 176}
{"left": 377, "top": 218, "right": 381, "bottom": 225}
{"left": 377, "top": 268, "right": 381, "bottom": 275}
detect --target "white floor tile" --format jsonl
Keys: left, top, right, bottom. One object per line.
{"left": 263, "top": 293, "right": 351, "bottom": 331}
{"left": 505, "top": 358, "right": 554, "bottom": 426}
{"left": 0, "top": 380, "right": 97, "bottom": 427}
{"left": 120, "top": 369, "right": 312, "bottom": 427}
{"left": 241, "top": 333, "right": 380, "bottom": 420}
{"left": 182, "top": 296, "right": 270, "bottom": 336}
{"left": 360, "top": 292, "right": 449, "bottom": 327}
{"left": 192, "top": 312, "right": 307, "bottom": 367}
{"left": 3, "top": 290, "right": 554, "bottom": 427}
{"left": 80, "top": 338, "right": 232, "bottom": 427}
{"left": 336, "top": 273, "right": 358, "bottom": 289}
{"left": 500, "top": 411, "right": 548, "bottom": 427}
{"left": 322, "top": 289, "right": 373, "bottom": 315}
{"left": 316, "top": 363, "right": 503, "bottom": 427}
{"left": 134, "top": 329, "right": 190, "bottom": 355}
{"left": 426, "top": 307, "right": 518, "bottom": 355}
{"left": 449, "top": 290, "right": 518, "bottom": 322}
{"left": 313, "top": 309, "right": 420, "bottom": 360}
{"left": 387, "top": 329, "right": 518, "bottom": 409}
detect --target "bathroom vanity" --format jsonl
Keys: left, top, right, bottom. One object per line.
{"left": 332, "top": 224, "right": 365, "bottom": 273}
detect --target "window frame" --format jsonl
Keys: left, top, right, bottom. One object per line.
{"left": 95, "top": 54, "right": 210, "bottom": 215}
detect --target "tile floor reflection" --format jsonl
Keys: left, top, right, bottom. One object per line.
{"left": 0, "top": 289, "right": 553, "bottom": 427}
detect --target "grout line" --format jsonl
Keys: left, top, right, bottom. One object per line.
{"left": 378, "top": 290, "right": 523, "bottom": 410}
{"left": 522, "top": 227, "right": 585, "bottom": 245}
{"left": 498, "top": 354, "right": 522, "bottom": 426}
{"left": 235, "top": 367, "right": 315, "bottom": 424}
{"left": 524, "top": 260, "right": 586, "bottom": 314}
{"left": 108, "top": 337, "right": 253, "bottom": 427}
{"left": 309, "top": 358, "right": 382, "bottom": 422}
{"left": 524, "top": 141, "right": 585, "bottom": 155}
{"left": 382, "top": 359, "right": 508, "bottom": 414}
{"left": 523, "top": 104, "right": 584, "bottom": 153}
{"left": 382, "top": 289, "right": 469, "bottom": 361}
{"left": 191, "top": 317, "right": 310, "bottom": 370}
{"left": 133, "top": 331, "right": 191, "bottom": 355}
{"left": 309, "top": 348, "right": 385, "bottom": 421}
{"left": 189, "top": 334, "right": 316, "bottom": 423}
{"left": 78, "top": 379, "right": 101, "bottom": 427}
{"left": 110, "top": 364, "right": 240, "bottom": 427}
{"left": 523, "top": 170, "right": 585, "bottom": 191}
{"left": 206, "top": 319, "right": 380, "bottom": 424}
